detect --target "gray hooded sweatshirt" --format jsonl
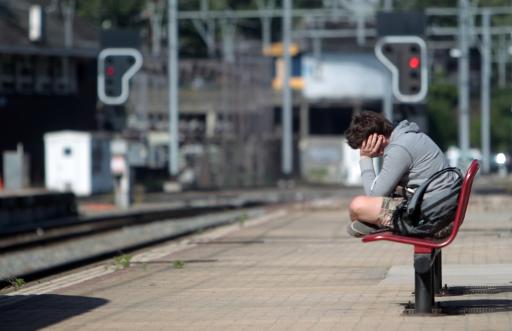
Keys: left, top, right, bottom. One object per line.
{"left": 359, "top": 120, "right": 457, "bottom": 197}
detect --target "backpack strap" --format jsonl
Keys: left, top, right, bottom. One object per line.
{"left": 405, "top": 167, "right": 463, "bottom": 219}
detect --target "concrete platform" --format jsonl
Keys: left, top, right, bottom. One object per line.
{"left": 3, "top": 195, "right": 512, "bottom": 330}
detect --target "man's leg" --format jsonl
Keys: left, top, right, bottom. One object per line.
{"left": 347, "top": 195, "right": 405, "bottom": 237}
{"left": 347, "top": 195, "right": 384, "bottom": 238}
{"left": 349, "top": 195, "right": 384, "bottom": 225}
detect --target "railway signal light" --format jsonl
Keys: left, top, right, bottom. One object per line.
{"left": 375, "top": 36, "right": 428, "bottom": 103}
{"left": 97, "top": 48, "right": 142, "bottom": 105}
{"left": 408, "top": 56, "right": 420, "bottom": 69}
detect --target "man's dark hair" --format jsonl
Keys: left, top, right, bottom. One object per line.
{"left": 345, "top": 111, "right": 393, "bottom": 149}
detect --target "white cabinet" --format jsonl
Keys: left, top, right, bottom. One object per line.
{"left": 44, "top": 131, "right": 113, "bottom": 196}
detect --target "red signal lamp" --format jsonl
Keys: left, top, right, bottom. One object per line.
{"left": 408, "top": 56, "right": 420, "bottom": 69}
{"left": 105, "top": 66, "right": 115, "bottom": 77}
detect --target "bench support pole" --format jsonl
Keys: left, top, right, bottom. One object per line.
{"left": 433, "top": 250, "right": 442, "bottom": 294}
{"left": 414, "top": 252, "right": 435, "bottom": 313}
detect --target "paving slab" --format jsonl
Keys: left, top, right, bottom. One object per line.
{"left": 2, "top": 196, "right": 512, "bottom": 330}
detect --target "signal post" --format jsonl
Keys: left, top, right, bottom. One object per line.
{"left": 97, "top": 30, "right": 143, "bottom": 209}
{"left": 375, "top": 12, "right": 428, "bottom": 125}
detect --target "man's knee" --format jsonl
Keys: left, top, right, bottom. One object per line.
{"left": 349, "top": 196, "right": 367, "bottom": 219}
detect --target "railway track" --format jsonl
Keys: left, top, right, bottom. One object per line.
{"left": 0, "top": 204, "right": 276, "bottom": 285}
{"left": 0, "top": 187, "right": 351, "bottom": 253}
{"left": 0, "top": 202, "right": 263, "bottom": 254}
{"left": 0, "top": 188, "right": 352, "bottom": 286}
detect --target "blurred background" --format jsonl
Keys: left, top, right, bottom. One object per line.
{"left": 1, "top": 0, "right": 512, "bottom": 198}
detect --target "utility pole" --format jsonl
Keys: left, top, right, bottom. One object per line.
{"left": 221, "top": 20, "right": 235, "bottom": 63}
{"left": 62, "top": 0, "right": 75, "bottom": 48}
{"left": 458, "top": 0, "right": 471, "bottom": 168}
{"left": 382, "top": 73, "right": 393, "bottom": 122}
{"left": 498, "top": 35, "right": 507, "bottom": 88}
{"left": 192, "top": 0, "right": 216, "bottom": 58}
{"left": 481, "top": 9, "right": 491, "bottom": 174}
{"left": 313, "top": 37, "right": 322, "bottom": 62}
{"left": 148, "top": 0, "right": 164, "bottom": 57}
{"left": 354, "top": 2, "right": 366, "bottom": 46}
{"left": 257, "top": 0, "right": 275, "bottom": 52}
{"left": 61, "top": 0, "right": 75, "bottom": 93}
{"left": 282, "top": 0, "right": 293, "bottom": 178}
{"left": 168, "top": 0, "right": 179, "bottom": 178}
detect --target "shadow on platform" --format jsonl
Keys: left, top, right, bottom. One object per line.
{"left": 440, "top": 299, "right": 512, "bottom": 315}
{"left": 443, "top": 285, "right": 512, "bottom": 296}
{"left": 0, "top": 294, "right": 108, "bottom": 330}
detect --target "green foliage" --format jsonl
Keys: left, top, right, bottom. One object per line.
{"left": 179, "top": 0, "right": 323, "bottom": 10}
{"left": 395, "top": 0, "right": 512, "bottom": 9}
{"left": 427, "top": 68, "right": 512, "bottom": 154}
{"left": 114, "top": 254, "right": 132, "bottom": 270}
{"left": 76, "top": 0, "right": 146, "bottom": 28}
{"left": 489, "top": 87, "right": 512, "bottom": 152}
{"left": 173, "top": 260, "right": 185, "bottom": 269}
{"left": 479, "top": 0, "right": 512, "bottom": 6}
{"left": 238, "top": 212, "right": 249, "bottom": 226}
{"left": 469, "top": 88, "right": 512, "bottom": 154}
{"left": 8, "top": 277, "right": 26, "bottom": 291}
{"left": 426, "top": 74, "right": 458, "bottom": 151}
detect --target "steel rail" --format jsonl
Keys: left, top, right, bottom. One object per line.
{"left": 0, "top": 202, "right": 265, "bottom": 254}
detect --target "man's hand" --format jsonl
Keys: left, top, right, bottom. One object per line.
{"left": 360, "top": 133, "right": 384, "bottom": 158}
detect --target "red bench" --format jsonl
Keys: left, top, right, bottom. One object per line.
{"left": 362, "top": 160, "right": 480, "bottom": 314}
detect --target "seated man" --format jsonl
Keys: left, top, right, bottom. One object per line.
{"left": 344, "top": 111, "right": 458, "bottom": 237}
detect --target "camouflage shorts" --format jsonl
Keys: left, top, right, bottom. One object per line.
{"left": 377, "top": 197, "right": 405, "bottom": 228}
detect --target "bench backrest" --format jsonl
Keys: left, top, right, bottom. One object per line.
{"left": 440, "top": 159, "right": 479, "bottom": 247}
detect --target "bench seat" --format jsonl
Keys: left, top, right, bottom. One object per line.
{"left": 362, "top": 160, "right": 480, "bottom": 314}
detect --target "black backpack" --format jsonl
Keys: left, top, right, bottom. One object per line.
{"left": 392, "top": 167, "right": 463, "bottom": 237}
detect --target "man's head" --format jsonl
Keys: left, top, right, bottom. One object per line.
{"left": 345, "top": 111, "right": 393, "bottom": 149}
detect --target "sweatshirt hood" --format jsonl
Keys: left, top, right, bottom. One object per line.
{"left": 389, "top": 120, "right": 420, "bottom": 142}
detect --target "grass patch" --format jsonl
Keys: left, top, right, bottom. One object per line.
{"left": 172, "top": 260, "right": 185, "bottom": 269}
{"left": 114, "top": 254, "right": 132, "bottom": 270}
{"left": 238, "top": 212, "right": 249, "bottom": 226}
{"left": 8, "top": 277, "right": 26, "bottom": 291}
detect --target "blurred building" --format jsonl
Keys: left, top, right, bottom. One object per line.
{"left": 267, "top": 35, "right": 394, "bottom": 185}
{"left": 0, "top": 0, "right": 99, "bottom": 184}
{"left": 126, "top": 46, "right": 280, "bottom": 189}
{"left": 0, "top": 2, "right": 447, "bottom": 190}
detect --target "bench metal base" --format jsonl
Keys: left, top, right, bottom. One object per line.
{"left": 414, "top": 249, "right": 442, "bottom": 314}
{"left": 403, "top": 302, "right": 443, "bottom": 315}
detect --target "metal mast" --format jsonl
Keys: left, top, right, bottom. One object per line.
{"left": 282, "top": 0, "right": 292, "bottom": 177}
{"left": 480, "top": 9, "right": 491, "bottom": 174}
{"left": 458, "top": 0, "right": 471, "bottom": 167}
{"left": 168, "top": 0, "right": 179, "bottom": 177}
